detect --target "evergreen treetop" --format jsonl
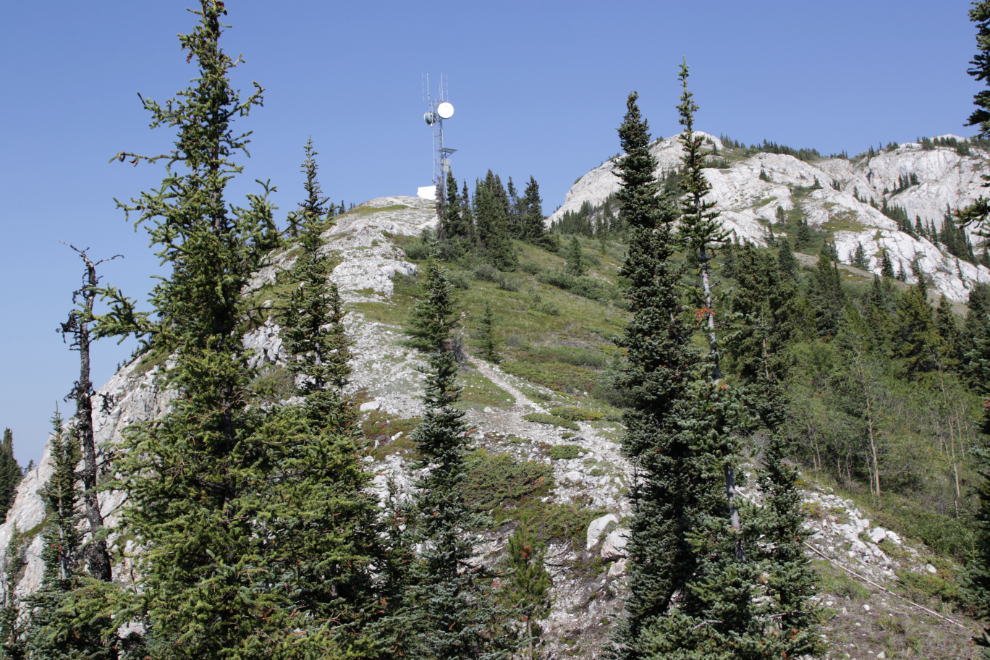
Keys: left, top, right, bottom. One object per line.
{"left": 0, "top": 431, "right": 20, "bottom": 522}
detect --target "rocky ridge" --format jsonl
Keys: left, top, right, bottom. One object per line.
{"left": 0, "top": 196, "right": 978, "bottom": 658}
{"left": 550, "top": 133, "right": 990, "bottom": 302}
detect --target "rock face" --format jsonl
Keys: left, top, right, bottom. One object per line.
{"left": 0, "top": 194, "right": 966, "bottom": 658}
{"left": 549, "top": 133, "right": 990, "bottom": 301}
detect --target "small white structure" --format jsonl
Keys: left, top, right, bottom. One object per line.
{"left": 417, "top": 186, "right": 436, "bottom": 200}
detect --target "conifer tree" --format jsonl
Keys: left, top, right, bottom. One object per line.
{"left": 442, "top": 169, "right": 465, "bottom": 240}
{"left": 474, "top": 172, "right": 517, "bottom": 271}
{"left": 610, "top": 90, "right": 693, "bottom": 660}
{"left": 880, "top": 250, "right": 896, "bottom": 279}
{"left": 675, "top": 60, "right": 729, "bottom": 379}
{"left": 23, "top": 411, "right": 112, "bottom": 660}
{"left": 896, "top": 282, "right": 940, "bottom": 377}
{"left": 399, "top": 254, "right": 510, "bottom": 660}
{"left": 726, "top": 244, "right": 797, "bottom": 380}
{"left": 564, "top": 236, "right": 585, "bottom": 276}
{"left": 521, "top": 176, "right": 555, "bottom": 249}
{"left": 280, "top": 140, "right": 352, "bottom": 393}
{"left": 959, "top": 2, "right": 990, "bottom": 231}
{"left": 810, "top": 244, "right": 845, "bottom": 337}
{"left": 461, "top": 180, "right": 475, "bottom": 241}
{"left": 476, "top": 301, "right": 501, "bottom": 364}
{"left": 93, "top": 5, "right": 380, "bottom": 656}
{"left": 777, "top": 236, "right": 797, "bottom": 280}
{"left": 0, "top": 534, "right": 25, "bottom": 660}
{"left": 500, "top": 523, "right": 551, "bottom": 660}
{"left": 0, "top": 431, "right": 21, "bottom": 522}
{"left": 852, "top": 242, "right": 869, "bottom": 270}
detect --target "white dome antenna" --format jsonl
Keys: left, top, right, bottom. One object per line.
{"left": 421, "top": 74, "right": 457, "bottom": 201}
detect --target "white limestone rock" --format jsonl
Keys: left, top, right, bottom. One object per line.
{"left": 550, "top": 135, "right": 990, "bottom": 301}
{"left": 586, "top": 514, "right": 618, "bottom": 550}
{"left": 601, "top": 528, "right": 630, "bottom": 560}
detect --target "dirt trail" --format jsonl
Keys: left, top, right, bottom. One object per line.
{"left": 466, "top": 354, "right": 544, "bottom": 414}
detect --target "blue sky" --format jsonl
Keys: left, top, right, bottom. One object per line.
{"left": 0, "top": 0, "right": 981, "bottom": 464}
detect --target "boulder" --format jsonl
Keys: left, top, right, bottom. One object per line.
{"left": 601, "top": 529, "right": 630, "bottom": 560}
{"left": 586, "top": 514, "right": 618, "bottom": 550}
{"left": 360, "top": 400, "right": 380, "bottom": 412}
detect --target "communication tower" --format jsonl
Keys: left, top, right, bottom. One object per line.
{"left": 422, "top": 74, "right": 455, "bottom": 201}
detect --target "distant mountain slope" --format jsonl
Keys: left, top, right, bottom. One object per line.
{"left": 550, "top": 133, "right": 990, "bottom": 301}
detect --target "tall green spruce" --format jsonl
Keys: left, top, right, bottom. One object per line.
{"left": 280, "top": 139, "right": 352, "bottom": 393}
{"left": 615, "top": 68, "right": 820, "bottom": 660}
{"left": 635, "top": 61, "right": 759, "bottom": 659}
{"left": 961, "top": 6, "right": 990, "bottom": 641}
{"left": 0, "top": 431, "right": 20, "bottom": 522}
{"left": 93, "top": 5, "right": 379, "bottom": 657}
{"left": 399, "top": 254, "right": 510, "bottom": 660}
{"left": 609, "top": 90, "right": 693, "bottom": 660}
{"left": 473, "top": 171, "right": 517, "bottom": 271}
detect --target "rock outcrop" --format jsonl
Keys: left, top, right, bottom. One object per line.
{"left": 550, "top": 133, "right": 990, "bottom": 301}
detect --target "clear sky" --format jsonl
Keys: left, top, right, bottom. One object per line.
{"left": 0, "top": 0, "right": 982, "bottom": 464}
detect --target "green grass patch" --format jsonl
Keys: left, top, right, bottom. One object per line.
{"left": 549, "top": 406, "right": 603, "bottom": 422}
{"left": 549, "top": 444, "right": 582, "bottom": 460}
{"left": 524, "top": 413, "right": 579, "bottom": 431}
{"left": 814, "top": 560, "right": 870, "bottom": 600}
{"left": 362, "top": 411, "right": 422, "bottom": 461}
{"left": 896, "top": 570, "right": 961, "bottom": 608}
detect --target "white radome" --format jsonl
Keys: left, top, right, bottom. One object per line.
{"left": 437, "top": 102, "right": 454, "bottom": 119}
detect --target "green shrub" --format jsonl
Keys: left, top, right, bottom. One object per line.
{"left": 533, "top": 346, "right": 608, "bottom": 369}
{"left": 462, "top": 450, "right": 553, "bottom": 510}
{"left": 537, "top": 301, "right": 560, "bottom": 316}
{"left": 447, "top": 270, "right": 471, "bottom": 290}
{"left": 536, "top": 269, "right": 616, "bottom": 303}
{"left": 897, "top": 570, "right": 960, "bottom": 606}
{"left": 524, "top": 413, "right": 579, "bottom": 431}
{"left": 402, "top": 240, "right": 431, "bottom": 261}
{"left": 519, "top": 261, "right": 544, "bottom": 275}
{"left": 549, "top": 444, "right": 582, "bottom": 460}
{"left": 549, "top": 406, "right": 603, "bottom": 421}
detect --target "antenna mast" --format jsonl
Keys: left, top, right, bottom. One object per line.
{"left": 423, "top": 74, "right": 456, "bottom": 202}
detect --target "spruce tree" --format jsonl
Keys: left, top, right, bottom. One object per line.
{"left": 0, "top": 534, "right": 25, "bottom": 660}
{"left": 777, "top": 236, "right": 797, "bottom": 280}
{"left": 474, "top": 172, "right": 517, "bottom": 271}
{"left": 959, "top": 2, "right": 990, "bottom": 231}
{"left": 94, "top": 5, "right": 380, "bottom": 656}
{"left": 880, "top": 250, "right": 896, "bottom": 279}
{"left": 675, "top": 60, "right": 729, "bottom": 379}
{"left": 500, "top": 523, "right": 551, "bottom": 660}
{"left": 521, "top": 176, "right": 555, "bottom": 250}
{"left": 0, "top": 431, "right": 21, "bottom": 522}
{"left": 810, "top": 244, "right": 846, "bottom": 337}
{"left": 564, "top": 236, "right": 585, "bottom": 276}
{"left": 896, "top": 282, "right": 940, "bottom": 377}
{"left": 726, "top": 244, "right": 797, "bottom": 380}
{"left": 852, "top": 242, "right": 869, "bottom": 270}
{"left": 476, "top": 301, "right": 501, "bottom": 364}
{"left": 280, "top": 140, "right": 352, "bottom": 393}
{"left": 399, "top": 254, "right": 510, "bottom": 660}
{"left": 23, "top": 411, "right": 111, "bottom": 660}
{"left": 609, "top": 90, "right": 693, "bottom": 660}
